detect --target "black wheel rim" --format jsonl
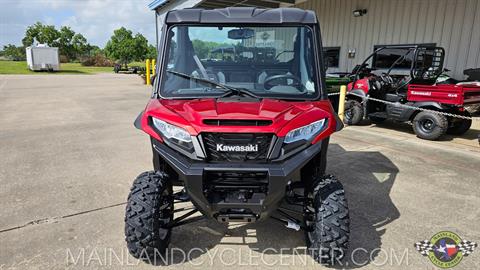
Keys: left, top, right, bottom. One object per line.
{"left": 344, "top": 103, "right": 353, "bottom": 120}
{"left": 419, "top": 118, "right": 436, "bottom": 133}
{"left": 345, "top": 109, "right": 352, "bottom": 120}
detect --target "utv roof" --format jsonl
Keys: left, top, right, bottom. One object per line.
{"left": 165, "top": 7, "right": 317, "bottom": 25}
{"left": 375, "top": 44, "right": 438, "bottom": 49}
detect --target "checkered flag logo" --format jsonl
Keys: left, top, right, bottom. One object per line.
{"left": 415, "top": 240, "right": 434, "bottom": 256}
{"left": 415, "top": 239, "right": 477, "bottom": 257}
{"left": 457, "top": 240, "right": 477, "bottom": 256}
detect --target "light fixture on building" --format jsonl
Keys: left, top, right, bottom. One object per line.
{"left": 353, "top": 9, "right": 367, "bottom": 17}
{"left": 348, "top": 49, "right": 356, "bottom": 59}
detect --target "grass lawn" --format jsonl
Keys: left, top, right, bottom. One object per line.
{"left": 0, "top": 61, "right": 113, "bottom": 74}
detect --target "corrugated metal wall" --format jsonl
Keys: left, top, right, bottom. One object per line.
{"left": 242, "top": 27, "right": 297, "bottom": 62}
{"left": 296, "top": 0, "right": 480, "bottom": 79}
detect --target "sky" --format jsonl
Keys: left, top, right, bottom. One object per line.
{"left": 0, "top": 0, "right": 156, "bottom": 48}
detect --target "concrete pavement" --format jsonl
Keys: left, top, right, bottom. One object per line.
{"left": 0, "top": 74, "right": 479, "bottom": 269}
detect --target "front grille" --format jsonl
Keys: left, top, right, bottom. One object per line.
{"left": 203, "top": 119, "right": 272, "bottom": 126}
{"left": 204, "top": 171, "right": 268, "bottom": 190}
{"left": 202, "top": 133, "right": 273, "bottom": 162}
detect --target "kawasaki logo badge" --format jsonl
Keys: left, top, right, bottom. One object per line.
{"left": 216, "top": 144, "right": 258, "bottom": 152}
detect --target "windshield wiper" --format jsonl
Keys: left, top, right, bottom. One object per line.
{"left": 167, "top": 70, "right": 260, "bottom": 98}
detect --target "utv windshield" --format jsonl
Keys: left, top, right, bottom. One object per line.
{"left": 159, "top": 26, "right": 321, "bottom": 99}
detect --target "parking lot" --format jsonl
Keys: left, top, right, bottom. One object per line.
{"left": 0, "top": 74, "right": 479, "bottom": 269}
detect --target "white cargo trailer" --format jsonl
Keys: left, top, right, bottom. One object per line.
{"left": 26, "top": 45, "right": 60, "bottom": 71}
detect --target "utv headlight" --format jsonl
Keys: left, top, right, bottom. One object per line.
{"left": 151, "top": 117, "right": 192, "bottom": 143}
{"left": 284, "top": 119, "right": 326, "bottom": 143}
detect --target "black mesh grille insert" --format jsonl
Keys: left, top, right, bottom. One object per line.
{"left": 204, "top": 171, "right": 268, "bottom": 189}
{"left": 202, "top": 133, "right": 273, "bottom": 162}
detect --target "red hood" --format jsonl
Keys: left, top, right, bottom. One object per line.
{"left": 161, "top": 98, "right": 309, "bottom": 122}
{"left": 142, "top": 98, "right": 337, "bottom": 140}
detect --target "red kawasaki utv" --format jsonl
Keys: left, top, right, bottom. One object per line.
{"left": 125, "top": 7, "right": 348, "bottom": 264}
{"left": 345, "top": 45, "right": 480, "bottom": 140}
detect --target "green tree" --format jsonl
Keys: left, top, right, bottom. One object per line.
{"left": 71, "top": 33, "right": 90, "bottom": 58}
{"left": 22, "top": 22, "right": 60, "bottom": 47}
{"left": 2, "top": 44, "right": 26, "bottom": 61}
{"left": 54, "top": 26, "right": 75, "bottom": 59}
{"left": 104, "top": 27, "right": 149, "bottom": 65}
{"left": 21, "top": 22, "right": 92, "bottom": 61}
{"left": 145, "top": 44, "right": 157, "bottom": 59}
{"left": 88, "top": 45, "right": 103, "bottom": 56}
{"left": 133, "top": 33, "right": 149, "bottom": 60}
{"left": 191, "top": 39, "right": 228, "bottom": 59}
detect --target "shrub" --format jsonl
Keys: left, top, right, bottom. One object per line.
{"left": 59, "top": 55, "right": 69, "bottom": 63}
{"left": 80, "top": 56, "right": 95, "bottom": 66}
{"left": 81, "top": 54, "right": 114, "bottom": 67}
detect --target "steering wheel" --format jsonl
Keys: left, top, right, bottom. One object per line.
{"left": 423, "top": 68, "right": 437, "bottom": 79}
{"left": 263, "top": 74, "right": 305, "bottom": 92}
{"left": 380, "top": 73, "right": 394, "bottom": 85}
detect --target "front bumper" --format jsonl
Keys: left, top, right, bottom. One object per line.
{"left": 152, "top": 138, "right": 327, "bottom": 221}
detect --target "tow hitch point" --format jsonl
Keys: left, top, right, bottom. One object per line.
{"left": 216, "top": 214, "right": 257, "bottom": 223}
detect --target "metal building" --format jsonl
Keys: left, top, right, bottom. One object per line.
{"left": 149, "top": 0, "right": 480, "bottom": 79}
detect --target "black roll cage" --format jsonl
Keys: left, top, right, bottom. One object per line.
{"left": 352, "top": 45, "right": 445, "bottom": 83}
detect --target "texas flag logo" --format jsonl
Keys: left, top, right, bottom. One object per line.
{"left": 434, "top": 239, "right": 459, "bottom": 260}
